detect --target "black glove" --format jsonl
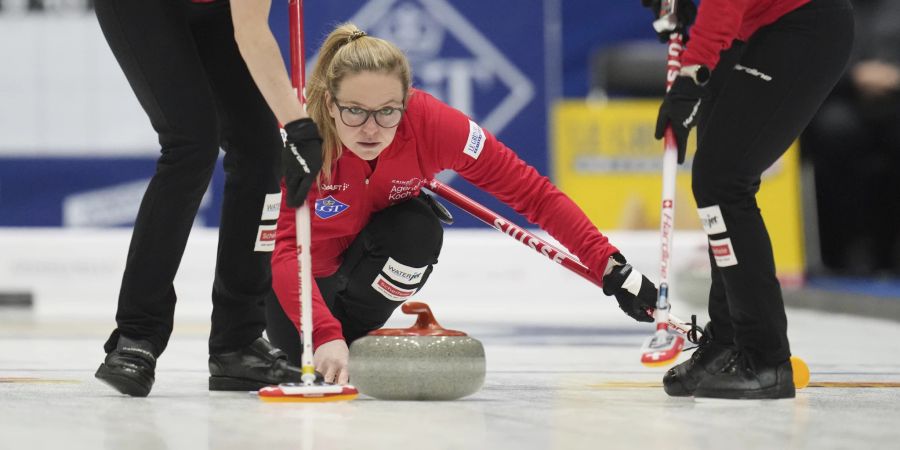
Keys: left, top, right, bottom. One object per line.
{"left": 654, "top": 75, "right": 707, "bottom": 164}
{"left": 640, "top": 0, "right": 697, "bottom": 42}
{"left": 282, "top": 118, "right": 324, "bottom": 208}
{"left": 602, "top": 253, "right": 657, "bottom": 323}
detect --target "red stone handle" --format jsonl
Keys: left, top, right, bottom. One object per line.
{"left": 368, "top": 301, "right": 467, "bottom": 336}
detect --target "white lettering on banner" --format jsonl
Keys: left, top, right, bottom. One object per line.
{"left": 492, "top": 218, "right": 565, "bottom": 265}
{"left": 463, "top": 120, "right": 486, "bottom": 160}
{"left": 254, "top": 225, "right": 277, "bottom": 252}
{"left": 697, "top": 205, "right": 727, "bottom": 235}
{"left": 63, "top": 179, "right": 212, "bottom": 227}
{"left": 260, "top": 192, "right": 282, "bottom": 221}
{"left": 371, "top": 274, "right": 417, "bottom": 302}
{"left": 382, "top": 257, "right": 427, "bottom": 284}
{"left": 709, "top": 237, "right": 738, "bottom": 267}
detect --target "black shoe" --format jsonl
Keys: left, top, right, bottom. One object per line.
{"left": 208, "top": 337, "right": 303, "bottom": 391}
{"left": 694, "top": 352, "right": 795, "bottom": 399}
{"left": 663, "top": 324, "right": 735, "bottom": 397}
{"left": 95, "top": 335, "right": 157, "bottom": 397}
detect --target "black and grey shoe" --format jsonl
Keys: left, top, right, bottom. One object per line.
{"left": 208, "top": 337, "right": 303, "bottom": 391}
{"left": 95, "top": 335, "right": 157, "bottom": 397}
{"left": 663, "top": 323, "right": 736, "bottom": 396}
{"left": 694, "top": 352, "right": 795, "bottom": 399}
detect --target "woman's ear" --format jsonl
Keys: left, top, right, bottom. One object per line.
{"left": 325, "top": 92, "right": 336, "bottom": 119}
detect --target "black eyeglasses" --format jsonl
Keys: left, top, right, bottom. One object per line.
{"left": 333, "top": 100, "right": 405, "bottom": 128}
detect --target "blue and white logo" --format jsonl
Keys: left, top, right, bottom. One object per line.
{"left": 314, "top": 196, "right": 350, "bottom": 219}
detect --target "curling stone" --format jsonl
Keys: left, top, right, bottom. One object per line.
{"left": 348, "top": 301, "right": 485, "bottom": 400}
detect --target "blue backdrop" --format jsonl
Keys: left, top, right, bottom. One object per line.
{"left": 0, "top": 0, "right": 655, "bottom": 228}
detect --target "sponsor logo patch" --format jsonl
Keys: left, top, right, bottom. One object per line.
{"left": 314, "top": 195, "right": 350, "bottom": 219}
{"left": 382, "top": 257, "right": 427, "bottom": 284}
{"left": 388, "top": 177, "right": 425, "bottom": 202}
{"left": 463, "top": 120, "right": 486, "bottom": 160}
{"left": 254, "top": 224, "right": 277, "bottom": 252}
{"left": 320, "top": 183, "right": 350, "bottom": 192}
{"left": 371, "top": 274, "right": 417, "bottom": 302}
{"left": 709, "top": 237, "right": 738, "bottom": 267}
{"left": 734, "top": 64, "right": 773, "bottom": 82}
{"left": 697, "top": 205, "right": 727, "bottom": 235}
{"left": 260, "top": 192, "right": 282, "bottom": 221}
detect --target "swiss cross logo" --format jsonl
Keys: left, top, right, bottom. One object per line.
{"left": 316, "top": 0, "right": 534, "bottom": 136}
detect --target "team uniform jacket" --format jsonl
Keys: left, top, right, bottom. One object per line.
{"left": 683, "top": 0, "right": 812, "bottom": 69}
{"left": 272, "top": 88, "right": 619, "bottom": 348}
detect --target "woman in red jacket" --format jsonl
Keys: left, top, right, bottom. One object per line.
{"left": 646, "top": 0, "right": 854, "bottom": 399}
{"left": 267, "top": 23, "right": 658, "bottom": 385}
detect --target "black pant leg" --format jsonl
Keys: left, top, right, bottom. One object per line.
{"left": 95, "top": 0, "right": 221, "bottom": 355}
{"left": 691, "top": 0, "right": 854, "bottom": 364}
{"left": 696, "top": 45, "right": 744, "bottom": 346}
{"left": 265, "top": 197, "right": 445, "bottom": 363}
{"left": 190, "top": 2, "right": 283, "bottom": 354}
{"left": 333, "top": 197, "right": 444, "bottom": 343}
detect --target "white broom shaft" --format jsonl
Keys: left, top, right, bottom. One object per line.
{"left": 659, "top": 138, "right": 677, "bottom": 287}
{"left": 655, "top": 134, "right": 677, "bottom": 329}
{"left": 288, "top": 0, "right": 315, "bottom": 384}
{"left": 297, "top": 205, "right": 315, "bottom": 382}
{"left": 654, "top": 30, "right": 684, "bottom": 330}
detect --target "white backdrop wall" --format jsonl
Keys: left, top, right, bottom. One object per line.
{"left": 0, "top": 6, "right": 156, "bottom": 156}
{"left": 0, "top": 228, "right": 711, "bottom": 322}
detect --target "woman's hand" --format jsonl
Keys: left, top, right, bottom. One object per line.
{"left": 313, "top": 339, "right": 350, "bottom": 385}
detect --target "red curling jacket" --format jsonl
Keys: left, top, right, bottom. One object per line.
{"left": 682, "top": 0, "right": 811, "bottom": 69}
{"left": 272, "top": 89, "right": 619, "bottom": 348}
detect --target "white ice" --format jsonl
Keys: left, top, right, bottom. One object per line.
{"left": 1, "top": 229, "right": 899, "bottom": 450}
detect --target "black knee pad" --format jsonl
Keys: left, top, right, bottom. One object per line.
{"left": 332, "top": 197, "right": 444, "bottom": 341}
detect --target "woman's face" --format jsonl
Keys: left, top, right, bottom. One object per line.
{"left": 329, "top": 71, "right": 405, "bottom": 161}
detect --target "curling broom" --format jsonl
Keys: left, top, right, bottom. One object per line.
{"left": 258, "top": 0, "right": 358, "bottom": 403}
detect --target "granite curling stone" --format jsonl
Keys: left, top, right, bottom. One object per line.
{"left": 348, "top": 301, "right": 485, "bottom": 400}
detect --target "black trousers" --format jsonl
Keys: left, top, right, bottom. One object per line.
{"left": 692, "top": 0, "right": 854, "bottom": 364}
{"left": 95, "top": 0, "right": 282, "bottom": 355}
{"left": 265, "top": 197, "right": 444, "bottom": 365}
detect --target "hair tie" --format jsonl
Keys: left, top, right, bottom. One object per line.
{"left": 347, "top": 30, "right": 367, "bottom": 43}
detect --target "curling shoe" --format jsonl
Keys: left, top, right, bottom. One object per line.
{"left": 663, "top": 325, "right": 735, "bottom": 396}
{"left": 208, "top": 337, "right": 303, "bottom": 391}
{"left": 95, "top": 335, "right": 157, "bottom": 397}
{"left": 694, "top": 352, "right": 795, "bottom": 399}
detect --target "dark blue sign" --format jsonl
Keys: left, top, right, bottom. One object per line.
{"left": 0, "top": 1, "right": 654, "bottom": 228}
{"left": 273, "top": 0, "right": 546, "bottom": 228}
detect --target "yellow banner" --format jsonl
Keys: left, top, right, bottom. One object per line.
{"left": 552, "top": 100, "right": 804, "bottom": 281}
